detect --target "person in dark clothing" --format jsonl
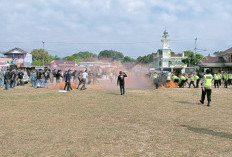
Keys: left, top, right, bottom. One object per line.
{"left": 10, "top": 69, "right": 17, "bottom": 88}
{"left": 44, "top": 69, "right": 50, "bottom": 86}
{"left": 64, "top": 70, "right": 72, "bottom": 91}
{"left": 76, "top": 71, "right": 83, "bottom": 89}
{"left": 56, "top": 70, "right": 63, "bottom": 83}
{"left": 18, "top": 70, "right": 24, "bottom": 86}
{"left": 117, "top": 71, "right": 127, "bottom": 95}
{"left": 51, "top": 69, "right": 57, "bottom": 83}
{"left": 4, "top": 69, "right": 11, "bottom": 90}
{"left": 35, "top": 69, "right": 43, "bottom": 88}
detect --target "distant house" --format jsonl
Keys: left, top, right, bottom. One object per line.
{"left": 50, "top": 60, "right": 76, "bottom": 70}
{"left": 0, "top": 47, "right": 32, "bottom": 67}
{"left": 199, "top": 47, "right": 232, "bottom": 73}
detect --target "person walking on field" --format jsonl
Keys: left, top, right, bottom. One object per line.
{"left": 188, "top": 73, "right": 195, "bottom": 88}
{"left": 195, "top": 74, "right": 200, "bottom": 88}
{"left": 64, "top": 70, "right": 72, "bottom": 91}
{"left": 153, "top": 72, "right": 159, "bottom": 89}
{"left": 4, "top": 69, "right": 11, "bottom": 90}
{"left": 117, "top": 71, "right": 127, "bottom": 95}
{"left": 76, "top": 71, "right": 83, "bottom": 89}
{"left": 80, "top": 70, "right": 88, "bottom": 90}
{"left": 200, "top": 69, "right": 213, "bottom": 107}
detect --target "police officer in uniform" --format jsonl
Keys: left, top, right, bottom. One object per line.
{"left": 153, "top": 72, "right": 159, "bottom": 89}
{"left": 218, "top": 72, "right": 222, "bottom": 86}
{"left": 179, "top": 74, "right": 186, "bottom": 88}
{"left": 228, "top": 72, "right": 232, "bottom": 86}
{"left": 195, "top": 74, "right": 200, "bottom": 88}
{"left": 189, "top": 73, "right": 195, "bottom": 88}
{"left": 214, "top": 73, "right": 219, "bottom": 88}
{"left": 200, "top": 69, "right": 213, "bottom": 107}
{"left": 223, "top": 72, "right": 228, "bottom": 88}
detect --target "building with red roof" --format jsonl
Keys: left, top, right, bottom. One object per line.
{"left": 199, "top": 47, "right": 232, "bottom": 72}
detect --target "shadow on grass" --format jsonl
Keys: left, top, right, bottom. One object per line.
{"left": 181, "top": 125, "right": 232, "bottom": 140}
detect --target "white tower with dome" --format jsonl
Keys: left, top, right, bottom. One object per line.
{"left": 153, "top": 30, "right": 187, "bottom": 73}
{"left": 161, "top": 30, "right": 171, "bottom": 68}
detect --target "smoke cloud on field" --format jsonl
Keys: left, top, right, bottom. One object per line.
{"left": 47, "top": 62, "right": 178, "bottom": 91}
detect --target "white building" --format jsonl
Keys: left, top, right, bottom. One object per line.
{"left": 153, "top": 30, "right": 187, "bottom": 73}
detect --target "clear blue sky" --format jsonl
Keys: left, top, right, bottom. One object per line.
{"left": 0, "top": 0, "right": 232, "bottom": 58}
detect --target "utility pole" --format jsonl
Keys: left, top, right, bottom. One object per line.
{"left": 194, "top": 38, "right": 197, "bottom": 72}
{"left": 42, "top": 41, "right": 45, "bottom": 67}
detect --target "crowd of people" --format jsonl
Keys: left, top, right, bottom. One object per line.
{"left": 152, "top": 70, "right": 232, "bottom": 106}
{"left": 152, "top": 71, "right": 232, "bottom": 89}
{"left": 0, "top": 68, "right": 98, "bottom": 91}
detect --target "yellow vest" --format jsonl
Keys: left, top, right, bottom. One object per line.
{"left": 223, "top": 74, "right": 228, "bottom": 80}
{"left": 204, "top": 74, "right": 213, "bottom": 88}
{"left": 181, "top": 76, "right": 186, "bottom": 80}
{"left": 229, "top": 74, "right": 232, "bottom": 79}
{"left": 153, "top": 74, "right": 158, "bottom": 79}
{"left": 214, "top": 74, "right": 219, "bottom": 80}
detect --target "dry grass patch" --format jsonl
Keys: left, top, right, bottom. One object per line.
{"left": 0, "top": 86, "right": 232, "bottom": 157}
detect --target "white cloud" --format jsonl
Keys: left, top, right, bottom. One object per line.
{"left": 0, "top": 0, "right": 232, "bottom": 57}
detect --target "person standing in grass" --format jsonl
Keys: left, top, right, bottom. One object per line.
{"left": 200, "top": 69, "right": 213, "bottom": 107}
{"left": 4, "top": 69, "right": 11, "bottom": 90}
{"left": 18, "top": 69, "right": 24, "bottom": 86}
{"left": 117, "top": 71, "right": 127, "bottom": 95}
{"left": 76, "top": 71, "right": 83, "bottom": 89}
{"left": 30, "top": 70, "right": 36, "bottom": 88}
{"left": 64, "top": 70, "right": 72, "bottom": 91}
{"left": 80, "top": 70, "right": 88, "bottom": 90}
{"left": 153, "top": 72, "right": 159, "bottom": 89}
{"left": 0, "top": 68, "right": 4, "bottom": 88}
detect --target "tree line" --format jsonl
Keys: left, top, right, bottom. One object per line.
{"left": 31, "top": 49, "right": 207, "bottom": 66}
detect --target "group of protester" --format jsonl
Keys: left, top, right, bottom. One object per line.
{"left": 0, "top": 68, "right": 97, "bottom": 91}
{"left": 0, "top": 68, "right": 26, "bottom": 90}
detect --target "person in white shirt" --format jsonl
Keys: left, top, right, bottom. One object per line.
{"left": 81, "top": 70, "right": 88, "bottom": 90}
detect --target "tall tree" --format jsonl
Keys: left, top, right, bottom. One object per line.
{"left": 63, "top": 51, "right": 97, "bottom": 62}
{"left": 122, "top": 56, "right": 136, "bottom": 63}
{"left": 137, "top": 53, "right": 154, "bottom": 64}
{"left": 98, "top": 50, "right": 124, "bottom": 61}
{"left": 31, "top": 49, "right": 52, "bottom": 66}
{"left": 182, "top": 51, "right": 204, "bottom": 66}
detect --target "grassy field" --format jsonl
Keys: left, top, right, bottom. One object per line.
{"left": 0, "top": 85, "right": 232, "bottom": 157}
